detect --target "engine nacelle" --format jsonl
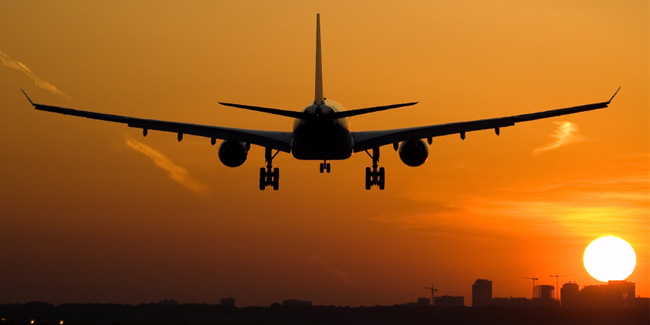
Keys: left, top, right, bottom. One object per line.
{"left": 398, "top": 139, "right": 428, "bottom": 167}
{"left": 218, "top": 141, "right": 249, "bottom": 167}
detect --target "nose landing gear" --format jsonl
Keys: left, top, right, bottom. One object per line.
{"left": 319, "top": 160, "right": 331, "bottom": 173}
{"left": 365, "top": 147, "right": 385, "bottom": 190}
{"left": 259, "top": 147, "right": 279, "bottom": 190}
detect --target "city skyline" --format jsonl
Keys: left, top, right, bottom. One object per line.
{"left": 1, "top": 277, "right": 645, "bottom": 309}
{"left": 1, "top": 0, "right": 648, "bottom": 307}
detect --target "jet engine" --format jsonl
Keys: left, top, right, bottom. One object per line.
{"left": 218, "top": 140, "right": 249, "bottom": 167}
{"left": 398, "top": 139, "right": 428, "bottom": 167}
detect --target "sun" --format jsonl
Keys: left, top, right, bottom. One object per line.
{"left": 583, "top": 236, "right": 636, "bottom": 282}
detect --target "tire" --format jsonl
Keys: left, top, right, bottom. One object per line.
{"left": 259, "top": 168, "right": 266, "bottom": 190}
{"left": 378, "top": 167, "right": 385, "bottom": 190}
{"left": 272, "top": 168, "right": 280, "bottom": 190}
{"left": 365, "top": 167, "right": 372, "bottom": 190}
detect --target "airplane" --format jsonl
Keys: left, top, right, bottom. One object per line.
{"left": 22, "top": 14, "right": 619, "bottom": 190}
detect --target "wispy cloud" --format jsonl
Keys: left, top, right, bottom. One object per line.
{"left": 0, "top": 49, "right": 72, "bottom": 101}
{"left": 533, "top": 121, "right": 583, "bottom": 155}
{"left": 125, "top": 137, "right": 209, "bottom": 197}
{"left": 372, "top": 171, "right": 649, "bottom": 246}
{"left": 310, "top": 255, "right": 356, "bottom": 287}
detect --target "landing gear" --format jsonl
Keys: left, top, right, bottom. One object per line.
{"left": 319, "top": 160, "right": 331, "bottom": 173}
{"left": 365, "top": 147, "right": 385, "bottom": 190}
{"left": 259, "top": 147, "right": 279, "bottom": 190}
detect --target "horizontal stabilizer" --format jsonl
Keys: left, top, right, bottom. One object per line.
{"left": 331, "top": 102, "right": 418, "bottom": 119}
{"left": 219, "top": 102, "right": 306, "bottom": 119}
{"left": 219, "top": 101, "right": 418, "bottom": 120}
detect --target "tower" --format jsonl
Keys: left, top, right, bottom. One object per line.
{"left": 560, "top": 282, "right": 579, "bottom": 307}
{"left": 472, "top": 279, "right": 492, "bottom": 307}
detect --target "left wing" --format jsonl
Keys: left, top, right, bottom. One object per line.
{"left": 352, "top": 88, "right": 619, "bottom": 152}
{"left": 21, "top": 90, "right": 293, "bottom": 152}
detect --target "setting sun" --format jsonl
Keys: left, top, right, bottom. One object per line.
{"left": 583, "top": 236, "right": 636, "bottom": 282}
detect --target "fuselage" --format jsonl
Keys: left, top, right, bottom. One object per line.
{"left": 291, "top": 99, "right": 353, "bottom": 160}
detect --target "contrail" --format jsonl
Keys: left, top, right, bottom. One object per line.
{"left": 125, "top": 137, "right": 209, "bottom": 197}
{"left": 533, "top": 121, "right": 583, "bottom": 155}
{"left": 0, "top": 49, "right": 72, "bottom": 101}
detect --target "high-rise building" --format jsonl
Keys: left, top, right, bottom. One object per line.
{"left": 562, "top": 280, "right": 636, "bottom": 308}
{"left": 472, "top": 279, "right": 492, "bottom": 307}
{"left": 607, "top": 280, "right": 635, "bottom": 307}
{"left": 560, "top": 282, "right": 579, "bottom": 307}
{"left": 535, "top": 285, "right": 554, "bottom": 300}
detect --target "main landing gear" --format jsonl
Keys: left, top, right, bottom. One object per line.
{"left": 259, "top": 147, "right": 279, "bottom": 190}
{"left": 365, "top": 147, "right": 385, "bottom": 190}
{"left": 319, "top": 160, "right": 331, "bottom": 173}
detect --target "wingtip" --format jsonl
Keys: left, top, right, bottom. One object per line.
{"left": 20, "top": 89, "right": 35, "bottom": 105}
{"left": 608, "top": 87, "right": 621, "bottom": 103}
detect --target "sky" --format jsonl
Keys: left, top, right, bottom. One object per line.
{"left": 1, "top": 0, "right": 648, "bottom": 307}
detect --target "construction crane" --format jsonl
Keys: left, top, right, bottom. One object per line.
{"left": 424, "top": 284, "right": 437, "bottom": 306}
{"left": 550, "top": 275, "right": 575, "bottom": 301}
{"left": 522, "top": 277, "right": 539, "bottom": 298}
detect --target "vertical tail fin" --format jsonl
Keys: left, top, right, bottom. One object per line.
{"left": 314, "top": 13, "right": 324, "bottom": 105}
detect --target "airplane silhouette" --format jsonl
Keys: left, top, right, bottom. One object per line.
{"left": 22, "top": 14, "right": 619, "bottom": 190}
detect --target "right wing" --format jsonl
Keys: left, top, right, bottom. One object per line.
{"left": 352, "top": 88, "right": 619, "bottom": 152}
{"left": 22, "top": 90, "right": 293, "bottom": 152}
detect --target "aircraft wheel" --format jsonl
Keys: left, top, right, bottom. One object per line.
{"left": 272, "top": 168, "right": 280, "bottom": 190}
{"left": 319, "top": 163, "right": 324, "bottom": 173}
{"left": 326, "top": 163, "right": 331, "bottom": 173}
{"left": 365, "top": 167, "right": 372, "bottom": 190}
{"left": 378, "top": 167, "right": 385, "bottom": 190}
{"left": 259, "top": 168, "right": 266, "bottom": 190}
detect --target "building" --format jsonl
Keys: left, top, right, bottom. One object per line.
{"left": 416, "top": 298, "right": 431, "bottom": 306}
{"left": 401, "top": 298, "right": 431, "bottom": 307}
{"left": 535, "top": 285, "right": 554, "bottom": 300}
{"left": 559, "top": 280, "right": 638, "bottom": 308}
{"left": 560, "top": 282, "right": 580, "bottom": 307}
{"left": 472, "top": 279, "right": 492, "bottom": 307}
{"left": 220, "top": 297, "right": 235, "bottom": 307}
{"left": 434, "top": 296, "right": 464, "bottom": 307}
{"left": 158, "top": 298, "right": 178, "bottom": 306}
{"left": 282, "top": 299, "right": 312, "bottom": 307}
{"left": 490, "top": 297, "right": 532, "bottom": 308}
{"left": 608, "top": 280, "right": 636, "bottom": 307}
{"left": 579, "top": 281, "right": 635, "bottom": 308}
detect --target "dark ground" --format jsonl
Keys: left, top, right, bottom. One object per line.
{"left": 1, "top": 302, "right": 648, "bottom": 325}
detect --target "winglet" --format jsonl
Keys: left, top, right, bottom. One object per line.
{"left": 21, "top": 89, "right": 35, "bottom": 106}
{"left": 607, "top": 87, "right": 621, "bottom": 104}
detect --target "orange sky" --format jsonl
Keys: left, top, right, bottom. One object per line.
{"left": 1, "top": 1, "right": 648, "bottom": 306}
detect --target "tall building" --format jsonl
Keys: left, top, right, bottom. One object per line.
{"left": 472, "top": 279, "right": 492, "bottom": 307}
{"left": 607, "top": 280, "right": 635, "bottom": 306}
{"left": 560, "top": 282, "right": 579, "bottom": 307}
{"left": 535, "top": 285, "right": 554, "bottom": 300}
{"left": 561, "top": 280, "right": 637, "bottom": 308}
{"left": 580, "top": 281, "right": 635, "bottom": 308}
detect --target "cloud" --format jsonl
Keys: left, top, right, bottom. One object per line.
{"left": 0, "top": 49, "right": 72, "bottom": 101}
{"left": 310, "top": 255, "right": 356, "bottom": 287}
{"left": 371, "top": 171, "right": 649, "bottom": 246}
{"left": 533, "top": 121, "right": 583, "bottom": 155}
{"left": 125, "top": 137, "right": 209, "bottom": 197}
